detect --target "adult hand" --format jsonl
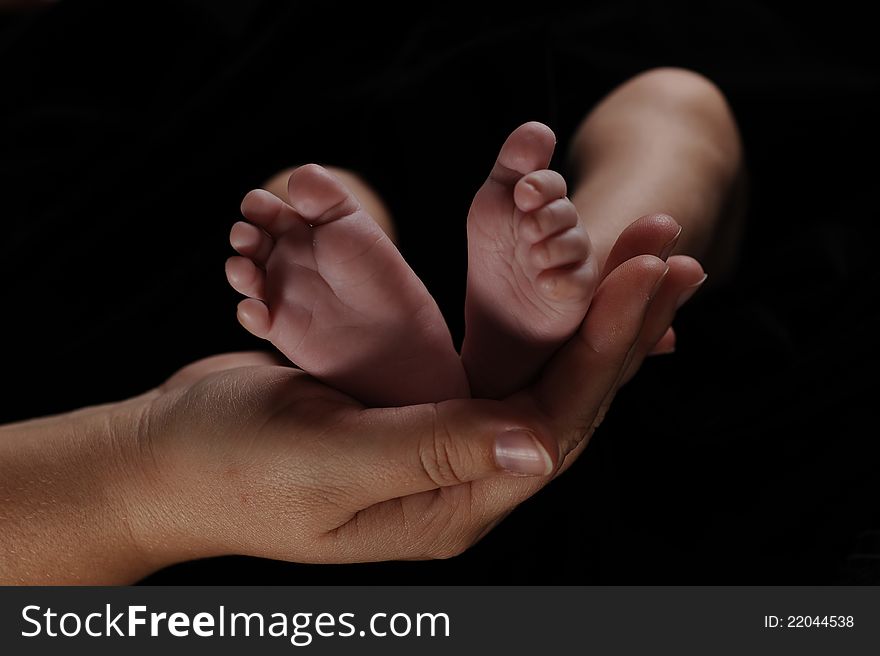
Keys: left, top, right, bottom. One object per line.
{"left": 604, "top": 213, "right": 708, "bottom": 371}
{"left": 129, "top": 229, "right": 700, "bottom": 571}
{"left": 0, "top": 216, "right": 703, "bottom": 583}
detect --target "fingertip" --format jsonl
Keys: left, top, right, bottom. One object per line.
{"left": 622, "top": 254, "right": 671, "bottom": 296}
{"left": 667, "top": 254, "right": 706, "bottom": 281}
{"left": 602, "top": 214, "right": 683, "bottom": 277}
{"left": 660, "top": 224, "right": 684, "bottom": 260}
{"left": 493, "top": 429, "right": 555, "bottom": 476}
{"left": 648, "top": 327, "right": 677, "bottom": 355}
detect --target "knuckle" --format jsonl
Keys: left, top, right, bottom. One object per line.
{"left": 418, "top": 408, "right": 468, "bottom": 488}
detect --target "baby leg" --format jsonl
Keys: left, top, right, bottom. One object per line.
{"left": 568, "top": 67, "right": 745, "bottom": 279}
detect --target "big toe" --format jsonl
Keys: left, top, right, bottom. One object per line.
{"left": 287, "top": 164, "right": 360, "bottom": 225}
{"left": 490, "top": 121, "right": 557, "bottom": 185}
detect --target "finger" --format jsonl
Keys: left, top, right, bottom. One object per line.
{"left": 527, "top": 254, "right": 669, "bottom": 458}
{"left": 333, "top": 261, "right": 672, "bottom": 506}
{"left": 555, "top": 257, "right": 705, "bottom": 475}
{"left": 334, "top": 399, "right": 557, "bottom": 506}
{"left": 319, "top": 485, "right": 490, "bottom": 562}
{"left": 620, "top": 256, "right": 706, "bottom": 383}
{"left": 321, "top": 256, "right": 670, "bottom": 561}
{"left": 648, "top": 327, "right": 676, "bottom": 355}
{"left": 323, "top": 472, "right": 538, "bottom": 563}
{"left": 602, "top": 213, "right": 682, "bottom": 278}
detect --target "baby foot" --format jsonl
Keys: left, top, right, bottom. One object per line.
{"left": 226, "top": 164, "right": 469, "bottom": 407}
{"left": 461, "top": 122, "right": 599, "bottom": 398}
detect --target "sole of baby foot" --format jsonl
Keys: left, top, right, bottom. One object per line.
{"left": 227, "top": 164, "right": 469, "bottom": 406}
{"left": 461, "top": 122, "right": 599, "bottom": 399}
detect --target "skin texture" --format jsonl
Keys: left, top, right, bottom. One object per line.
{"left": 0, "top": 222, "right": 704, "bottom": 584}
{"left": 0, "top": 66, "right": 737, "bottom": 582}
{"left": 461, "top": 122, "right": 597, "bottom": 399}
{"left": 569, "top": 67, "right": 744, "bottom": 278}
{"left": 238, "top": 67, "right": 742, "bottom": 403}
{"left": 564, "top": 66, "right": 743, "bottom": 353}
{"left": 227, "top": 164, "right": 470, "bottom": 406}
{"left": 264, "top": 166, "right": 397, "bottom": 242}
{"left": 231, "top": 124, "right": 599, "bottom": 406}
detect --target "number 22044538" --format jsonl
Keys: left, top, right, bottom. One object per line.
{"left": 764, "top": 616, "right": 854, "bottom": 628}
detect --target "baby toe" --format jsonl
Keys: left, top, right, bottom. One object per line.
{"left": 529, "top": 225, "right": 591, "bottom": 271}
{"left": 536, "top": 260, "right": 597, "bottom": 304}
{"left": 514, "top": 169, "right": 567, "bottom": 213}
{"left": 230, "top": 221, "right": 273, "bottom": 265}
{"left": 241, "top": 189, "right": 300, "bottom": 237}
{"left": 236, "top": 298, "right": 272, "bottom": 339}
{"left": 490, "top": 122, "right": 557, "bottom": 185}
{"left": 226, "top": 256, "right": 266, "bottom": 300}
{"left": 520, "top": 197, "right": 580, "bottom": 243}
{"left": 287, "top": 164, "right": 360, "bottom": 224}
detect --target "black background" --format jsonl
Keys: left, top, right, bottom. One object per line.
{"left": 1, "top": 1, "right": 878, "bottom": 583}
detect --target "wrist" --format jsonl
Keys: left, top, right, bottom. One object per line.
{"left": 99, "top": 390, "right": 189, "bottom": 580}
{"left": 0, "top": 393, "right": 172, "bottom": 583}
{"left": 109, "top": 386, "right": 226, "bottom": 579}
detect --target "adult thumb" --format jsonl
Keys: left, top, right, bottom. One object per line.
{"left": 338, "top": 399, "right": 557, "bottom": 506}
